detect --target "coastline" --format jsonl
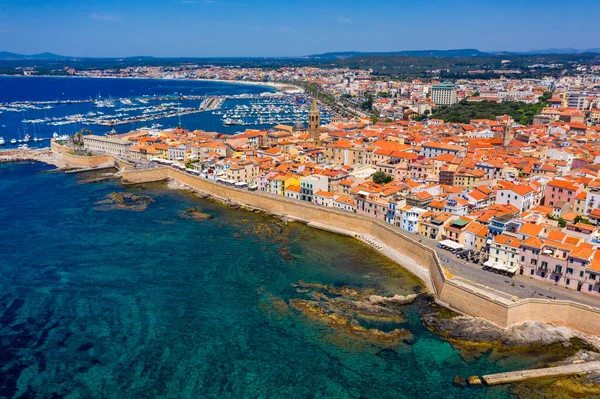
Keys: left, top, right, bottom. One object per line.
{"left": 120, "top": 165, "right": 600, "bottom": 339}
{"left": 164, "top": 177, "right": 600, "bottom": 351}
{"left": 0, "top": 74, "right": 303, "bottom": 94}
{"left": 193, "top": 78, "right": 303, "bottom": 93}
{"left": 0, "top": 148, "right": 64, "bottom": 168}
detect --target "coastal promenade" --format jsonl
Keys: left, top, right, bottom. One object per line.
{"left": 121, "top": 165, "right": 600, "bottom": 336}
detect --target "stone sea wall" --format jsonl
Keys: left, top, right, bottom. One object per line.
{"left": 51, "top": 140, "right": 112, "bottom": 167}
{"left": 122, "top": 166, "right": 600, "bottom": 335}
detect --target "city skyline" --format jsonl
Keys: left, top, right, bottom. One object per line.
{"left": 0, "top": 0, "right": 599, "bottom": 57}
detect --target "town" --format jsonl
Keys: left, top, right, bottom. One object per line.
{"left": 68, "top": 66, "right": 600, "bottom": 299}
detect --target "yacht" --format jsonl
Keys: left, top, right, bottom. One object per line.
{"left": 10, "top": 138, "right": 17, "bottom": 144}
{"left": 24, "top": 134, "right": 31, "bottom": 142}
{"left": 0, "top": 137, "right": 4, "bottom": 145}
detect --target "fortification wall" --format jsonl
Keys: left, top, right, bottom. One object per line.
{"left": 121, "top": 167, "right": 600, "bottom": 335}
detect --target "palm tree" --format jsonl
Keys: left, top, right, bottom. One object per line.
{"left": 70, "top": 128, "right": 92, "bottom": 155}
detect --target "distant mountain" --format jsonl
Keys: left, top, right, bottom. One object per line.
{"left": 306, "top": 49, "right": 490, "bottom": 60}
{"left": 494, "top": 48, "right": 600, "bottom": 55}
{"left": 0, "top": 51, "right": 71, "bottom": 60}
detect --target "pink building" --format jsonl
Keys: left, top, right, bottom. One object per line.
{"left": 355, "top": 194, "right": 388, "bottom": 221}
{"left": 544, "top": 179, "right": 583, "bottom": 207}
{"left": 520, "top": 236, "right": 599, "bottom": 295}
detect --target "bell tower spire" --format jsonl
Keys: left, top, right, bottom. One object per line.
{"left": 308, "top": 98, "right": 320, "bottom": 143}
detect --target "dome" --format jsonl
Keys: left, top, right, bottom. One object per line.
{"left": 292, "top": 120, "right": 306, "bottom": 131}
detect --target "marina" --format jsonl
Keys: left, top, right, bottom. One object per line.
{"left": 0, "top": 77, "right": 331, "bottom": 148}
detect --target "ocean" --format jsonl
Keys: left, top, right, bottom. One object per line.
{"left": 0, "top": 76, "right": 315, "bottom": 148}
{"left": 0, "top": 162, "right": 559, "bottom": 398}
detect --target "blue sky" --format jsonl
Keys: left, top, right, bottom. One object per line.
{"left": 0, "top": 0, "right": 598, "bottom": 57}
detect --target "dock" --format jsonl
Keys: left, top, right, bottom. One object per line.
{"left": 64, "top": 166, "right": 117, "bottom": 174}
{"left": 481, "top": 361, "right": 600, "bottom": 386}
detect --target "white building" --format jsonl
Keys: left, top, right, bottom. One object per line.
{"left": 168, "top": 144, "right": 187, "bottom": 161}
{"left": 300, "top": 175, "right": 329, "bottom": 202}
{"left": 83, "top": 134, "right": 132, "bottom": 156}
{"left": 431, "top": 83, "right": 458, "bottom": 106}
{"left": 400, "top": 206, "right": 427, "bottom": 233}
{"left": 495, "top": 185, "right": 534, "bottom": 213}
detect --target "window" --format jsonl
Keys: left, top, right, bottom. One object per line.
{"left": 580, "top": 271, "right": 584, "bottom": 278}
{"left": 567, "top": 268, "right": 573, "bottom": 274}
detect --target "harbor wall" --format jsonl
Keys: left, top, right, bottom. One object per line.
{"left": 51, "top": 140, "right": 113, "bottom": 168}
{"left": 122, "top": 167, "right": 600, "bottom": 335}
{"left": 61, "top": 153, "right": 112, "bottom": 168}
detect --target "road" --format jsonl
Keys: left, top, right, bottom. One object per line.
{"left": 416, "top": 233, "right": 600, "bottom": 308}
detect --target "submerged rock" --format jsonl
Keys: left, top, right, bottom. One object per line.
{"left": 289, "top": 298, "right": 411, "bottom": 347}
{"left": 179, "top": 207, "right": 214, "bottom": 222}
{"left": 96, "top": 192, "right": 155, "bottom": 211}
{"left": 285, "top": 281, "right": 416, "bottom": 348}
{"left": 452, "top": 375, "right": 466, "bottom": 388}
{"left": 277, "top": 246, "right": 294, "bottom": 261}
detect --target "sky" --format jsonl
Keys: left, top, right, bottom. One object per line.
{"left": 0, "top": 0, "right": 599, "bottom": 58}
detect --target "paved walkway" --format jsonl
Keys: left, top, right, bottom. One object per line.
{"left": 482, "top": 361, "right": 600, "bottom": 385}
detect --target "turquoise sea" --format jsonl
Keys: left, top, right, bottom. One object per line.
{"left": 0, "top": 162, "right": 556, "bottom": 398}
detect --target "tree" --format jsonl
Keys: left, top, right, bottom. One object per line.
{"left": 370, "top": 115, "right": 379, "bottom": 124}
{"left": 574, "top": 215, "right": 593, "bottom": 225}
{"left": 372, "top": 171, "right": 393, "bottom": 184}
{"left": 70, "top": 128, "right": 92, "bottom": 155}
{"left": 360, "top": 93, "right": 374, "bottom": 112}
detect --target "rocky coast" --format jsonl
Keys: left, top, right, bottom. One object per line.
{"left": 0, "top": 148, "right": 64, "bottom": 168}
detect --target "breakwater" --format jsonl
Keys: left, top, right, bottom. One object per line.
{"left": 121, "top": 166, "right": 600, "bottom": 335}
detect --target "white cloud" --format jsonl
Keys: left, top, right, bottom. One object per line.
{"left": 90, "top": 13, "right": 121, "bottom": 22}
{"left": 338, "top": 16, "right": 352, "bottom": 24}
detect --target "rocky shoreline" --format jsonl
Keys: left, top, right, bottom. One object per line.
{"left": 0, "top": 148, "right": 65, "bottom": 168}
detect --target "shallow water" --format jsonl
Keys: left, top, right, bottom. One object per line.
{"left": 0, "top": 162, "right": 551, "bottom": 398}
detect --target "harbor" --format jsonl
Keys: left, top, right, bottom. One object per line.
{"left": 0, "top": 81, "right": 331, "bottom": 148}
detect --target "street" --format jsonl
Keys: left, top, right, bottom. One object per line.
{"left": 416, "top": 233, "right": 600, "bottom": 309}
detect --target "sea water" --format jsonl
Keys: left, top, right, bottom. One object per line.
{"left": 0, "top": 162, "right": 550, "bottom": 398}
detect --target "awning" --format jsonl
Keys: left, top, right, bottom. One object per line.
{"left": 484, "top": 261, "right": 517, "bottom": 274}
{"left": 439, "top": 240, "right": 464, "bottom": 250}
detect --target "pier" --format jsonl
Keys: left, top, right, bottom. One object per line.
{"left": 481, "top": 361, "right": 600, "bottom": 386}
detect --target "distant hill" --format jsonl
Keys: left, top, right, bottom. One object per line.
{"left": 0, "top": 51, "right": 71, "bottom": 60}
{"left": 306, "top": 49, "right": 489, "bottom": 60}
{"left": 494, "top": 48, "right": 600, "bottom": 55}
